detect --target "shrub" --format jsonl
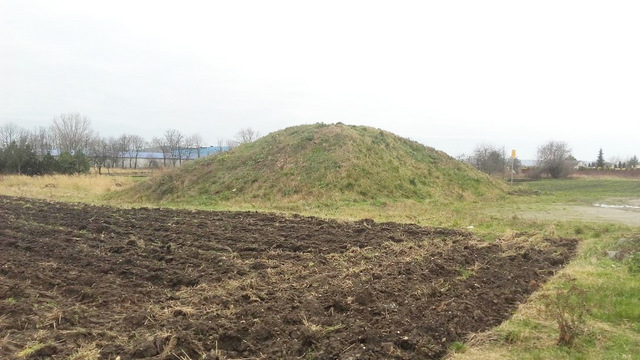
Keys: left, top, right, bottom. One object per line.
{"left": 543, "top": 281, "right": 589, "bottom": 346}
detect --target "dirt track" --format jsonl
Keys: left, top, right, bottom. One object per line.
{"left": 0, "top": 196, "right": 577, "bottom": 359}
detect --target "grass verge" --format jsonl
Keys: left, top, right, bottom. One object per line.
{"left": 448, "top": 230, "right": 640, "bottom": 359}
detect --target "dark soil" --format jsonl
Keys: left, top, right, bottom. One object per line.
{"left": 0, "top": 196, "right": 577, "bottom": 359}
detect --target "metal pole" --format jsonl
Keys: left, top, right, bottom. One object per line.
{"left": 511, "top": 157, "right": 514, "bottom": 184}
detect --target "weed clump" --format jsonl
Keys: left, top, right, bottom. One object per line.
{"left": 542, "top": 279, "right": 589, "bottom": 347}
{"left": 606, "top": 235, "right": 640, "bottom": 270}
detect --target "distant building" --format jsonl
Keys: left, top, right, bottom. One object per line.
{"left": 574, "top": 161, "right": 588, "bottom": 169}
{"left": 49, "top": 146, "right": 229, "bottom": 169}
{"left": 519, "top": 160, "right": 537, "bottom": 167}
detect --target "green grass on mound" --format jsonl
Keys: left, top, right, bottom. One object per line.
{"left": 121, "top": 123, "right": 506, "bottom": 207}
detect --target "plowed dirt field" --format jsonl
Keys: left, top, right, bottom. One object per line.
{"left": 0, "top": 196, "right": 577, "bottom": 359}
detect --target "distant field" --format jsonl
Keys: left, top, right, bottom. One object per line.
{"left": 524, "top": 177, "right": 640, "bottom": 201}
{"left": 499, "top": 178, "right": 640, "bottom": 228}
{"left": 574, "top": 169, "right": 640, "bottom": 179}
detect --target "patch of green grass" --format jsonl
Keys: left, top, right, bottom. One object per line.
{"left": 522, "top": 178, "right": 640, "bottom": 204}
{"left": 453, "top": 227, "right": 640, "bottom": 360}
{"left": 449, "top": 341, "right": 467, "bottom": 353}
{"left": 456, "top": 267, "right": 475, "bottom": 281}
{"left": 579, "top": 264, "right": 640, "bottom": 326}
{"left": 495, "top": 318, "right": 548, "bottom": 344}
{"left": 499, "top": 324, "right": 640, "bottom": 360}
{"left": 628, "top": 253, "right": 640, "bottom": 273}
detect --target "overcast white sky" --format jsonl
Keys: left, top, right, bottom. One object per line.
{"left": 1, "top": 1, "right": 639, "bottom": 161}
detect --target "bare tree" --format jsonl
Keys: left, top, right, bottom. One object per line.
{"left": 180, "top": 134, "right": 195, "bottom": 161}
{"left": 163, "top": 129, "right": 185, "bottom": 166}
{"left": 0, "top": 123, "right": 25, "bottom": 148}
{"left": 0, "top": 124, "right": 37, "bottom": 175}
{"left": 51, "top": 113, "right": 94, "bottom": 153}
{"left": 129, "top": 135, "right": 147, "bottom": 169}
{"left": 467, "top": 144, "right": 507, "bottom": 175}
{"left": 235, "top": 127, "right": 260, "bottom": 145}
{"left": 226, "top": 138, "right": 238, "bottom": 150}
{"left": 151, "top": 130, "right": 184, "bottom": 167}
{"left": 88, "top": 136, "right": 112, "bottom": 174}
{"left": 115, "top": 134, "right": 133, "bottom": 168}
{"left": 27, "top": 126, "right": 54, "bottom": 156}
{"left": 534, "top": 140, "right": 577, "bottom": 179}
{"left": 152, "top": 136, "right": 170, "bottom": 167}
{"left": 106, "top": 137, "right": 121, "bottom": 171}
{"left": 215, "top": 138, "right": 225, "bottom": 152}
{"left": 187, "top": 133, "right": 204, "bottom": 158}
{"left": 3, "top": 132, "right": 33, "bottom": 174}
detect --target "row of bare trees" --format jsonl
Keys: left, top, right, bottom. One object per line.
{"left": 0, "top": 116, "right": 92, "bottom": 175}
{"left": 463, "top": 141, "right": 576, "bottom": 179}
{"left": 461, "top": 144, "right": 522, "bottom": 176}
{"left": 88, "top": 134, "right": 148, "bottom": 174}
{"left": 466, "top": 140, "right": 639, "bottom": 179}
{"left": 1, "top": 112, "right": 261, "bottom": 175}
{"left": 148, "top": 127, "right": 260, "bottom": 168}
{"left": 462, "top": 144, "right": 521, "bottom": 175}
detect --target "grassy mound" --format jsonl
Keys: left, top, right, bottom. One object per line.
{"left": 125, "top": 123, "right": 506, "bottom": 206}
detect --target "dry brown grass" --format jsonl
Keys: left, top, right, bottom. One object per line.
{"left": 89, "top": 167, "right": 155, "bottom": 176}
{"left": 67, "top": 342, "right": 100, "bottom": 360}
{"left": 0, "top": 174, "right": 137, "bottom": 203}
